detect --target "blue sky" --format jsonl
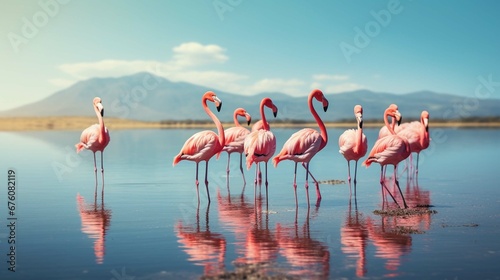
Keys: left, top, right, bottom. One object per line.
{"left": 1, "top": 0, "right": 499, "bottom": 111}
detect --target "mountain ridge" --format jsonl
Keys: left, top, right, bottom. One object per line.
{"left": 2, "top": 72, "right": 499, "bottom": 122}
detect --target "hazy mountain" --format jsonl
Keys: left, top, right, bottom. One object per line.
{"left": 2, "top": 72, "right": 499, "bottom": 122}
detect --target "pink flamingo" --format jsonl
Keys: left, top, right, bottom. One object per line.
{"left": 363, "top": 104, "right": 410, "bottom": 208}
{"left": 250, "top": 119, "right": 269, "bottom": 183}
{"left": 173, "top": 91, "right": 225, "bottom": 203}
{"left": 217, "top": 108, "right": 252, "bottom": 184}
{"left": 75, "top": 97, "right": 110, "bottom": 183}
{"left": 244, "top": 98, "right": 278, "bottom": 197}
{"left": 397, "top": 111, "right": 430, "bottom": 174}
{"left": 273, "top": 89, "right": 328, "bottom": 205}
{"left": 339, "top": 105, "right": 368, "bottom": 186}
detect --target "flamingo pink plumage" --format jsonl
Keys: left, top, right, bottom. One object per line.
{"left": 363, "top": 104, "right": 410, "bottom": 208}
{"left": 173, "top": 91, "right": 225, "bottom": 203}
{"left": 273, "top": 89, "right": 328, "bottom": 205}
{"left": 218, "top": 108, "right": 252, "bottom": 184}
{"left": 396, "top": 111, "right": 430, "bottom": 174}
{"left": 75, "top": 97, "right": 110, "bottom": 184}
{"left": 244, "top": 98, "right": 278, "bottom": 197}
{"left": 339, "top": 105, "right": 368, "bottom": 185}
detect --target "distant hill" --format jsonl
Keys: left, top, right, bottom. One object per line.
{"left": 2, "top": 72, "right": 499, "bottom": 122}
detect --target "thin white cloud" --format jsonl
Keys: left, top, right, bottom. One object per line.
{"left": 52, "top": 43, "right": 360, "bottom": 97}
{"left": 171, "top": 42, "right": 228, "bottom": 68}
{"left": 312, "top": 74, "right": 349, "bottom": 81}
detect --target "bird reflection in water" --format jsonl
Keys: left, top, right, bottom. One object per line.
{"left": 276, "top": 207, "right": 330, "bottom": 279}
{"left": 76, "top": 185, "right": 112, "bottom": 264}
{"left": 369, "top": 180, "right": 434, "bottom": 277}
{"left": 175, "top": 204, "right": 226, "bottom": 277}
{"left": 217, "top": 189, "right": 279, "bottom": 273}
{"left": 341, "top": 183, "right": 368, "bottom": 277}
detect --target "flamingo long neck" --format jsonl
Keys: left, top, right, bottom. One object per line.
{"left": 203, "top": 98, "right": 225, "bottom": 148}
{"left": 95, "top": 104, "right": 105, "bottom": 142}
{"left": 233, "top": 113, "right": 242, "bottom": 127}
{"left": 309, "top": 94, "right": 327, "bottom": 150}
{"left": 420, "top": 117, "right": 429, "bottom": 148}
{"left": 385, "top": 111, "right": 396, "bottom": 135}
{"left": 355, "top": 118, "right": 362, "bottom": 153}
{"left": 260, "top": 102, "right": 270, "bottom": 131}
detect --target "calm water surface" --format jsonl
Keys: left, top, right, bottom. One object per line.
{"left": 0, "top": 128, "right": 499, "bottom": 279}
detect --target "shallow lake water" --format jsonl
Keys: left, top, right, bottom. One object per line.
{"left": 0, "top": 127, "right": 499, "bottom": 279}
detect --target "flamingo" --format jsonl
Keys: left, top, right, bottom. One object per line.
{"left": 217, "top": 108, "right": 252, "bottom": 184}
{"left": 250, "top": 119, "right": 269, "bottom": 183}
{"left": 397, "top": 111, "right": 430, "bottom": 174}
{"left": 75, "top": 97, "right": 110, "bottom": 184}
{"left": 244, "top": 98, "right": 278, "bottom": 198}
{"left": 363, "top": 104, "right": 410, "bottom": 208}
{"left": 339, "top": 105, "right": 368, "bottom": 186}
{"left": 173, "top": 91, "right": 225, "bottom": 203}
{"left": 273, "top": 89, "right": 328, "bottom": 205}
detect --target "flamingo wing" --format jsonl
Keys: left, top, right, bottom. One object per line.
{"left": 221, "top": 127, "right": 250, "bottom": 153}
{"left": 274, "top": 129, "right": 321, "bottom": 166}
{"left": 76, "top": 124, "right": 99, "bottom": 152}
{"left": 363, "top": 136, "right": 408, "bottom": 167}
{"left": 173, "top": 130, "right": 220, "bottom": 165}
{"left": 244, "top": 130, "right": 276, "bottom": 169}
{"left": 338, "top": 129, "right": 356, "bottom": 155}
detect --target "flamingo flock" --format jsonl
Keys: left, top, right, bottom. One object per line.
{"left": 76, "top": 89, "right": 430, "bottom": 209}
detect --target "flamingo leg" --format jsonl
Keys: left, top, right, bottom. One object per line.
{"left": 254, "top": 164, "right": 258, "bottom": 200}
{"left": 301, "top": 162, "right": 320, "bottom": 201}
{"left": 293, "top": 163, "right": 298, "bottom": 207}
{"left": 92, "top": 152, "right": 98, "bottom": 185}
{"left": 239, "top": 153, "right": 246, "bottom": 185}
{"left": 382, "top": 180, "right": 401, "bottom": 208}
{"left": 347, "top": 160, "right": 351, "bottom": 183}
{"left": 226, "top": 153, "right": 231, "bottom": 175}
{"left": 257, "top": 163, "right": 262, "bottom": 184}
{"left": 394, "top": 166, "right": 408, "bottom": 209}
{"left": 353, "top": 160, "right": 358, "bottom": 185}
{"left": 304, "top": 163, "right": 311, "bottom": 207}
{"left": 205, "top": 161, "right": 211, "bottom": 203}
{"left": 101, "top": 151, "right": 105, "bottom": 190}
{"left": 264, "top": 161, "right": 269, "bottom": 194}
{"left": 195, "top": 162, "right": 200, "bottom": 204}
{"left": 416, "top": 153, "right": 420, "bottom": 174}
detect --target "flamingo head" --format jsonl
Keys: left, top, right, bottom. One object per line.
{"left": 354, "top": 105, "right": 363, "bottom": 128}
{"left": 421, "top": 110, "right": 429, "bottom": 132}
{"left": 311, "top": 89, "right": 329, "bottom": 112}
{"left": 262, "top": 98, "right": 278, "bottom": 118}
{"left": 235, "top": 108, "right": 252, "bottom": 126}
{"left": 93, "top": 97, "right": 104, "bottom": 117}
{"left": 203, "top": 91, "right": 222, "bottom": 112}
{"left": 385, "top": 105, "right": 402, "bottom": 126}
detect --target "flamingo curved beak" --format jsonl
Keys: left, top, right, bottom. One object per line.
{"left": 214, "top": 96, "right": 222, "bottom": 112}
{"left": 323, "top": 99, "right": 329, "bottom": 112}
{"left": 97, "top": 103, "right": 104, "bottom": 117}
{"left": 424, "top": 118, "right": 429, "bottom": 132}
{"left": 273, "top": 106, "right": 278, "bottom": 118}
{"left": 246, "top": 114, "right": 252, "bottom": 126}
{"left": 395, "top": 111, "right": 402, "bottom": 126}
{"left": 356, "top": 113, "right": 363, "bottom": 129}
